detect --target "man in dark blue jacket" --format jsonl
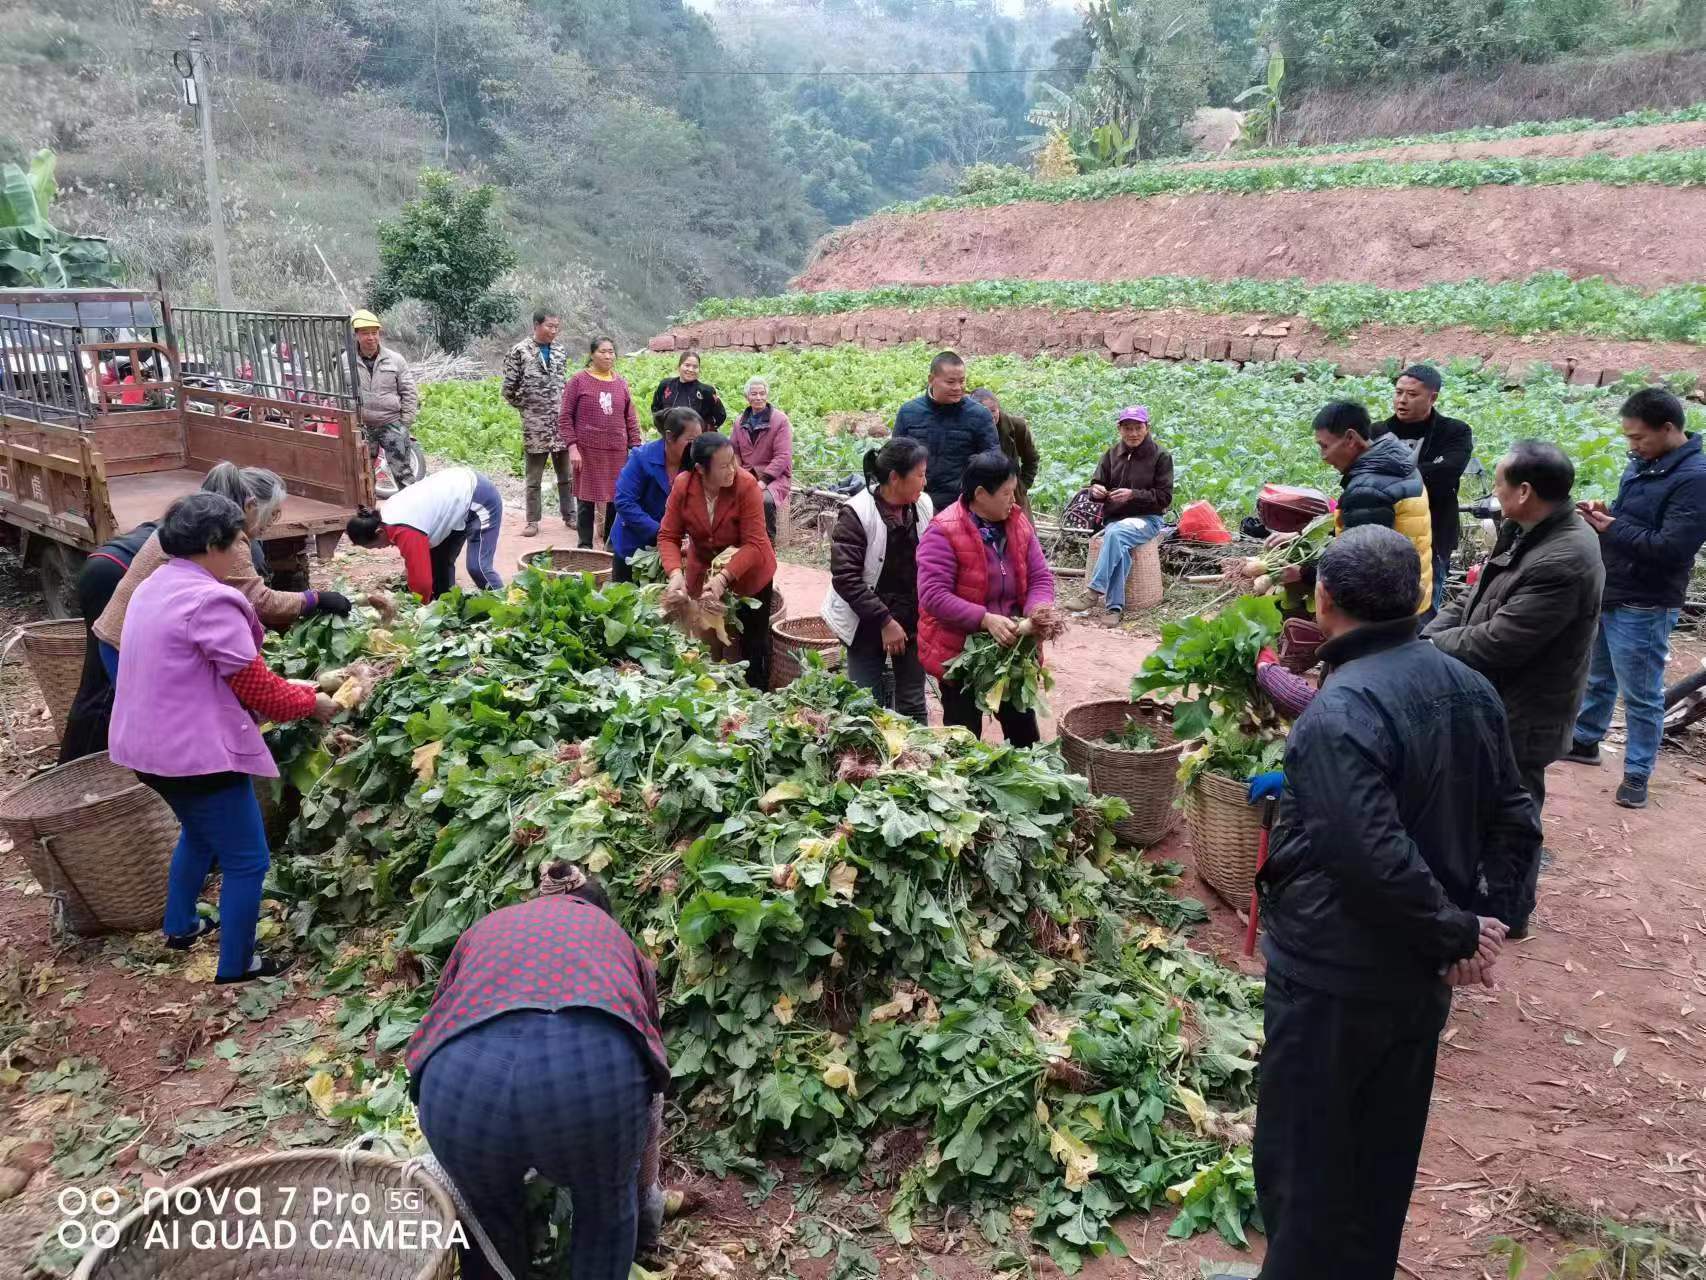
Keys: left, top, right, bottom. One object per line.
{"left": 1565, "top": 387, "right": 1706, "bottom": 809}
{"left": 893, "top": 351, "right": 999, "bottom": 514}
{"left": 1252, "top": 526, "right": 1539, "bottom": 1280}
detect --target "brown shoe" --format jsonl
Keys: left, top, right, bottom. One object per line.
{"left": 522, "top": 522, "right": 540, "bottom": 537}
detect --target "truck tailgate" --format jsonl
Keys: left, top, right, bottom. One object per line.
{"left": 110, "top": 468, "right": 351, "bottom": 538}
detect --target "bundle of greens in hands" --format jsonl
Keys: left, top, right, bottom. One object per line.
{"left": 943, "top": 604, "right": 1069, "bottom": 718}
{"left": 261, "top": 570, "right": 1265, "bottom": 1269}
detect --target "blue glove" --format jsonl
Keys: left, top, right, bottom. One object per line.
{"left": 1247, "top": 770, "right": 1285, "bottom": 803}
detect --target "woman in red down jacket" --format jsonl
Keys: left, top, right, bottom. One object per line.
{"left": 917, "top": 450, "right": 1055, "bottom": 746}
{"left": 559, "top": 336, "right": 641, "bottom": 551}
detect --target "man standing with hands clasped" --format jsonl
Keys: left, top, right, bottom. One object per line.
{"left": 1565, "top": 387, "right": 1706, "bottom": 809}
{"left": 502, "top": 309, "right": 571, "bottom": 539}
{"left": 1232, "top": 526, "right": 1540, "bottom": 1280}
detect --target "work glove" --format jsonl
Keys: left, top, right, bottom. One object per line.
{"left": 313, "top": 590, "right": 353, "bottom": 617}
{"left": 1247, "top": 770, "right": 1285, "bottom": 803}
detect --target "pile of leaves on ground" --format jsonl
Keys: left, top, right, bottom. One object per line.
{"left": 264, "top": 569, "right": 1265, "bottom": 1270}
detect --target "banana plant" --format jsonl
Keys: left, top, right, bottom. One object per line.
{"left": 1235, "top": 51, "right": 1286, "bottom": 148}
{"left": 0, "top": 149, "right": 116, "bottom": 288}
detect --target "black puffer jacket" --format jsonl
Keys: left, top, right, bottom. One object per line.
{"left": 1258, "top": 618, "right": 1542, "bottom": 997}
{"left": 1599, "top": 432, "right": 1706, "bottom": 609}
{"left": 1425, "top": 506, "right": 1604, "bottom": 765}
{"left": 893, "top": 393, "right": 999, "bottom": 514}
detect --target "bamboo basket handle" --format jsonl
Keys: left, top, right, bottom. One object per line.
{"left": 38, "top": 832, "right": 103, "bottom": 934}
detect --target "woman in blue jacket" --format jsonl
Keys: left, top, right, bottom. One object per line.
{"left": 611, "top": 407, "right": 704, "bottom": 581}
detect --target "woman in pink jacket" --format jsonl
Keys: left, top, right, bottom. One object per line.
{"left": 917, "top": 451, "right": 1055, "bottom": 746}
{"left": 110, "top": 494, "right": 337, "bottom": 984}
{"left": 730, "top": 376, "right": 792, "bottom": 541}
{"left": 559, "top": 337, "right": 641, "bottom": 551}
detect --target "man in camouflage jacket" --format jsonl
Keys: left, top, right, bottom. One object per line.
{"left": 502, "top": 310, "right": 572, "bottom": 536}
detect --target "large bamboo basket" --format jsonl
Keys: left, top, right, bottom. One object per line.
{"left": 1058, "top": 698, "right": 1185, "bottom": 845}
{"left": 1185, "top": 769, "right": 1265, "bottom": 903}
{"left": 17, "top": 619, "right": 88, "bottom": 741}
{"left": 770, "top": 615, "right": 843, "bottom": 689}
{"left": 0, "top": 752, "right": 178, "bottom": 935}
{"left": 517, "top": 546, "right": 614, "bottom": 585}
{"left": 1084, "top": 534, "right": 1164, "bottom": 612}
{"left": 73, "top": 1148, "right": 459, "bottom": 1280}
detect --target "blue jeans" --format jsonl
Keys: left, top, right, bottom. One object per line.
{"left": 144, "top": 773, "right": 270, "bottom": 980}
{"left": 1088, "top": 516, "right": 1165, "bottom": 611}
{"left": 1572, "top": 604, "right": 1681, "bottom": 780}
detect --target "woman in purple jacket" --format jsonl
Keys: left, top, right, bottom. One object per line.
{"left": 730, "top": 376, "right": 793, "bottom": 541}
{"left": 110, "top": 494, "right": 337, "bottom": 983}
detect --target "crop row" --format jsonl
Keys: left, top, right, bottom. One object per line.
{"left": 887, "top": 148, "right": 1706, "bottom": 215}
{"left": 1155, "top": 102, "right": 1706, "bottom": 166}
{"left": 416, "top": 345, "right": 1682, "bottom": 518}
{"left": 674, "top": 273, "right": 1706, "bottom": 345}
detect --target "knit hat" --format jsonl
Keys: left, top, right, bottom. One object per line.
{"left": 538, "top": 859, "right": 588, "bottom": 897}
{"left": 1116, "top": 405, "right": 1150, "bottom": 424}
{"left": 1398, "top": 364, "right": 1443, "bottom": 393}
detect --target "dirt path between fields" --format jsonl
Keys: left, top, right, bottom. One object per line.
{"left": 792, "top": 184, "right": 1706, "bottom": 293}
{"left": 1176, "top": 118, "right": 1706, "bottom": 172}
{"left": 3, "top": 542, "right": 1705, "bottom": 1278}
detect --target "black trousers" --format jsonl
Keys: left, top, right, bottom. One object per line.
{"left": 846, "top": 619, "right": 926, "bottom": 721}
{"left": 610, "top": 551, "right": 634, "bottom": 583}
{"left": 1509, "top": 754, "right": 1550, "bottom": 930}
{"left": 938, "top": 676, "right": 1039, "bottom": 747}
{"left": 578, "top": 500, "right": 617, "bottom": 549}
{"left": 430, "top": 527, "right": 469, "bottom": 599}
{"left": 1255, "top": 971, "right": 1451, "bottom": 1280}
{"left": 734, "top": 584, "right": 773, "bottom": 691}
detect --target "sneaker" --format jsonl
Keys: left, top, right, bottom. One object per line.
{"left": 1562, "top": 739, "right": 1601, "bottom": 766}
{"left": 1615, "top": 776, "right": 1648, "bottom": 809}
{"left": 521, "top": 522, "right": 540, "bottom": 538}
{"left": 1067, "top": 588, "right": 1103, "bottom": 612}
{"left": 215, "top": 954, "right": 295, "bottom": 985}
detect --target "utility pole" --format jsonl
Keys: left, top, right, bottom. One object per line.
{"left": 187, "top": 33, "right": 236, "bottom": 309}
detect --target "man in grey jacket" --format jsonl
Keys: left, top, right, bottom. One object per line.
{"left": 352, "top": 310, "right": 419, "bottom": 486}
{"left": 1425, "top": 441, "right": 1604, "bottom": 934}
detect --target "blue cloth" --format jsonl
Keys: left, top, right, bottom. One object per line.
{"left": 611, "top": 438, "right": 672, "bottom": 561}
{"left": 1087, "top": 516, "right": 1165, "bottom": 610}
{"left": 417, "top": 1008, "right": 652, "bottom": 1280}
{"left": 1599, "top": 433, "right": 1706, "bottom": 610}
{"left": 463, "top": 473, "right": 505, "bottom": 590}
{"left": 1248, "top": 770, "right": 1285, "bottom": 803}
{"left": 1572, "top": 604, "right": 1681, "bottom": 780}
{"left": 98, "top": 639, "right": 119, "bottom": 684}
{"left": 147, "top": 774, "right": 270, "bottom": 980}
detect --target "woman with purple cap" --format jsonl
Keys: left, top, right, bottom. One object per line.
{"left": 1080, "top": 405, "right": 1174, "bottom": 619}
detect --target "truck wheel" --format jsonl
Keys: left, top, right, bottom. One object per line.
{"left": 35, "top": 542, "right": 81, "bottom": 620}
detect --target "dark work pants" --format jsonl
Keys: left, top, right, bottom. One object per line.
{"left": 578, "top": 500, "right": 617, "bottom": 550}
{"left": 938, "top": 676, "right": 1040, "bottom": 747}
{"left": 1509, "top": 754, "right": 1550, "bottom": 930}
{"left": 1255, "top": 971, "right": 1451, "bottom": 1280}
{"left": 846, "top": 620, "right": 926, "bottom": 721}
{"left": 735, "top": 584, "right": 773, "bottom": 691}
{"left": 610, "top": 551, "right": 634, "bottom": 583}
{"left": 417, "top": 1009, "right": 652, "bottom": 1280}
{"left": 762, "top": 488, "right": 778, "bottom": 541}
{"left": 524, "top": 449, "right": 573, "bottom": 525}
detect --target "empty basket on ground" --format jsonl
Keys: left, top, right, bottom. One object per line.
{"left": 10, "top": 619, "right": 88, "bottom": 741}
{"left": 517, "top": 546, "right": 614, "bottom": 585}
{"left": 72, "top": 1148, "right": 459, "bottom": 1280}
{"left": 1083, "top": 533, "right": 1164, "bottom": 612}
{"left": 1058, "top": 698, "right": 1185, "bottom": 845}
{"left": 1185, "top": 769, "right": 1265, "bottom": 904}
{"left": 770, "top": 615, "right": 842, "bottom": 689}
{"left": 0, "top": 751, "right": 178, "bottom": 936}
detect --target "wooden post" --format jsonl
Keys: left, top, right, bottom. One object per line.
{"left": 188, "top": 33, "right": 235, "bottom": 309}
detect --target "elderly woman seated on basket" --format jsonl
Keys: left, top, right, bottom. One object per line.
{"left": 1077, "top": 406, "right": 1175, "bottom": 620}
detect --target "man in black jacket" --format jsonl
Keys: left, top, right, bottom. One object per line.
{"left": 1566, "top": 387, "right": 1706, "bottom": 809}
{"left": 893, "top": 351, "right": 999, "bottom": 514}
{"left": 1382, "top": 364, "right": 1473, "bottom": 610}
{"left": 1425, "top": 442, "right": 1604, "bottom": 932}
{"left": 1253, "top": 526, "right": 1539, "bottom": 1280}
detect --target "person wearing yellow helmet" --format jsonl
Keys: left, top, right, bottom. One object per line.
{"left": 350, "top": 311, "right": 419, "bottom": 486}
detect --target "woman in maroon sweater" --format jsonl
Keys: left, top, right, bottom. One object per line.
{"left": 559, "top": 336, "right": 641, "bottom": 551}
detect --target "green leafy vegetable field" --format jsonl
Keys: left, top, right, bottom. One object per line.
{"left": 675, "top": 273, "right": 1706, "bottom": 345}
{"left": 418, "top": 345, "right": 1670, "bottom": 516}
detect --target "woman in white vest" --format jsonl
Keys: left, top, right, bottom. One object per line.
{"left": 820, "top": 438, "right": 932, "bottom": 720}
{"left": 345, "top": 466, "right": 504, "bottom": 602}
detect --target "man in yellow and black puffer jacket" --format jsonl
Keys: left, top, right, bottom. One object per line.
{"left": 1314, "top": 400, "right": 1434, "bottom": 612}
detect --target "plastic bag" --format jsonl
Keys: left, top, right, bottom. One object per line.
{"left": 1176, "top": 500, "right": 1232, "bottom": 544}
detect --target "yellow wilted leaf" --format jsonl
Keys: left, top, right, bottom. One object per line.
{"left": 411, "top": 740, "right": 444, "bottom": 784}
{"left": 507, "top": 587, "right": 526, "bottom": 604}
{"left": 821, "top": 1062, "right": 857, "bottom": 1094}
{"left": 302, "top": 1046, "right": 328, "bottom": 1067}
{"left": 1174, "top": 1085, "right": 1210, "bottom": 1135}
{"left": 696, "top": 676, "right": 717, "bottom": 694}
{"left": 828, "top": 863, "right": 858, "bottom": 899}
{"left": 772, "top": 993, "right": 796, "bottom": 1026}
{"left": 183, "top": 953, "right": 218, "bottom": 984}
{"left": 1029, "top": 964, "right": 1058, "bottom": 991}
{"left": 304, "top": 1070, "right": 338, "bottom": 1118}
{"left": 881, "top": 725, "right": 910, "bottom": 760}
{"left": 869, "top": 990, "right": 916, "bottom": 1023}
{"left": 256, "top": 919, "right": 281, "bottom": 941}
{"left": 759, "top": 781, "right": 806, "bottom": 813}
{"left": 1166, "top": 1167, "right": 1208, "bottom": 1205}
{"left": 586, "top": 846, "right": 613, "bottom": 873}
{"left": 1137, "top": 926, "right": 1172, "bottom": 952}
{"left": 1048, "top": 1126, "right": 1098, "bottom": 1190}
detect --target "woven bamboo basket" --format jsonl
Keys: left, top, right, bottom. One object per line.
{"left": 0, "top": 752, "right": 178, "bottom": 936}
{"left": 18, "top": 619, "right": 88, "bottom": 741}
{"left": 1185, "top": 769, "right": 1265, "bottom": 903}
{"left": 516, "top": 545, "right": 614, "bottom": 585}
{"left": 73, "top": 1148, "right": 459, "bottom": 1280}
{"left": 1084, "top": 533, "right": 1165, "bottom": 612}
{"left": 1058, "top": 698, "right": 1184, "bottom": 845}
{"left": 770, "top": 615, "right": 843, "bottom": 689}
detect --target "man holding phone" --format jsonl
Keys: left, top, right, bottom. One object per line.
{"left": 1565, "top": 388, "right": 1706, "bottom": 808}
